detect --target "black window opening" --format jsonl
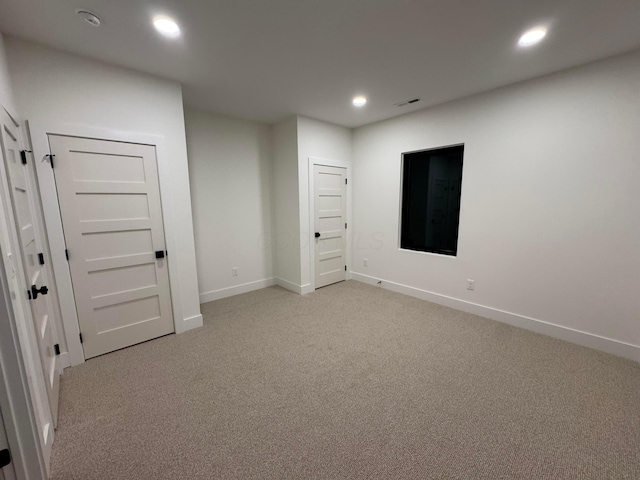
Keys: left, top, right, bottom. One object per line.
{"left": 401, "top": 145, "right": 464, "bottom": 256}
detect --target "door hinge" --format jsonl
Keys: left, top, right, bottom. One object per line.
{"left": 20, "top": 149, "right": 31, "bottom": 164}
{"left": 0, "top": 448, "right": 11, "bottom": 468}
{"left": 79, "top": 333, "right": 83, "bottom": 344}
{"left": 345, "top": 223, "right": 347, "bottom": 229}
{"left": 345, "top": 178, "right": 348, "bottom": 185}
{"left": 38, "top": 252, "right": 45, "bottom": 265}
{"left": 46, "top": 154, "right": 55, "bottom": 168}
{"left": 344, "top": 265, "right": 347, "bottom": 271}
{"left": 54, "top": 344, "right": 61, "bottom": 356}
{"left": 65, "top": 249, "right": 69, "bottom": 260}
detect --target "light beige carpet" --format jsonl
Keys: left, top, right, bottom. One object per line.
{"left": 50, "top": 281, "right": 640, "bottom": 479}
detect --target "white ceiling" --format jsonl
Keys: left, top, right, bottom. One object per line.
{"left": 1, "top": 0, "right": 640, "bottom": 127}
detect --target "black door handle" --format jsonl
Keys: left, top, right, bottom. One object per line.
{"left": 155, "top": 250, "right": 165, "bottom": 259}
{"left": 0, "top": 448, "right": 10, "bottom": 468}
{"left": 31, "top": 284, "right": 48, "bottom": 300}
{"left": 315, "top": 232, "right": 321, "bottom": 238}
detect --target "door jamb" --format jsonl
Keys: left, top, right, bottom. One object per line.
{"left": 307, "top": 156, "right": 351, "bottom": 292}
{"left": 28, "top": 120, "right": 185, "bottom": 366}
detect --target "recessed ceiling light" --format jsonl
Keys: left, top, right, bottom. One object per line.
{"left": 518, "top": 27, "right": 547, "bottom": 47}
{"left": 153, "top": 16, "right": 181, "bottom": 38}
{"left": 352, "top": 96, "right": 367, "bottom": 107}
{"left": 77, "top": 10, "right": 101, "bottom": 27}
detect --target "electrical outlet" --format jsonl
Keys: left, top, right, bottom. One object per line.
{"left": 363, "top": 258, "right": 368, "bottom": 267}
{"left": 232, "top": 267, "right": 238, "bottom": 277}
{"left": 467, "top": 279, "right": 475, "bottom": 291}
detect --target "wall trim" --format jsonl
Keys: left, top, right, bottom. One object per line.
{"left": 275, "top": 277, "right": 313, "bottom": 295}
{"left": 178, "top": 314, "right": 203, "bottom": 334}
{"left": 275, "top": 277, "right": 301, "bottom": 294}
{"left": 351, "top": 272, "right": 640, "bottom": 363}
{"left": 199, "top": 278, "right": 275, "bottom": 304}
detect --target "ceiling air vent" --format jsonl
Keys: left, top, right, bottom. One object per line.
{"left": 394, "top": 97, "right": 421, "bottom": 107}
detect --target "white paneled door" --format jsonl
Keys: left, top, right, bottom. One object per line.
{"left": 48, "top": 135, "right": 174, "bottom": 359}
{"left": 0, "top": 110, "right": 60, "bottom": 428}
{"left": 314, "top": 164, "right": 347, "bottom": 289}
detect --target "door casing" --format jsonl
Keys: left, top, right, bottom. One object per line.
{"left": 48, "top": 135, "right": 174, "bottom": 359}
{"left": 307, "top": 156, "right": 351, "bottom": 292}
{"left": 29, "top": 121, "right": 199, "bottom": 366}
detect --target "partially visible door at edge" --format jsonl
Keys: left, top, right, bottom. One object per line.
{"left": 314, "top": 164, "right": 347, "bottom": 289}
{"left": 0, "top": 111, "right": 60, "bottom": 424}
{"left": 48, "top": 135, "right": 174, "bottom": 359}
{"left": 0, "top": 407, "right": 16, "bottom": 480}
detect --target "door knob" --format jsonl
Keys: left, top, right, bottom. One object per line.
{"left": 31, "top": 284, "right": 48, "bottom": 300}
{"left": 315, "top": 232, "right": 321, "bottom": 238}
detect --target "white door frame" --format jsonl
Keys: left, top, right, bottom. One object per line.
{"left": 307, "top": 156, "right": 351, "bottom": 292}
{"left": 0, "top": 108, "right": 49, "bottom": 479}
{"left": 28, "top": 120, "right": 187, "bottom": 366}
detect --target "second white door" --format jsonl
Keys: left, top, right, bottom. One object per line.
{"left": 48, "top": 135, "right": 174, "bottom": 359}
{"left": 0, "top": 109, "right": 60, "bottom": 429}
{"left": 313, "top": 164, "right": 347, "bottom": 289}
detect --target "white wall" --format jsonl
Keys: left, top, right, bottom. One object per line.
{"left": 271, "top": 116, "right": 301, "bottom": 290}
{"left": 185, "top": 109, "right": 273, "bottom": 302}
{"left": 352, "top": 50, "right": 640, "bottom": 361}
{"left": 297, "top": 116, "right": 352, "bottom": 291}
{"left": 5, "top": 37, "right": 202, "bottom": 334}
{"left": 0, "top": 35, "right": 15, "bottom": 114}
{"left": 270, "top": 115, "right": 352, "bottom": 293}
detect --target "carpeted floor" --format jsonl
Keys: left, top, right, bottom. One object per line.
{"left": 50, "top": 281, "right": 640, "bottom": 479}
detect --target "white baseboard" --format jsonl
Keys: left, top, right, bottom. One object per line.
{"left": 275, "top": 277, "right": 301, "bottom": 294}
{"left": 199, "top": 278, "right": 275, "bottom": 304}
{"left": 176, "top": 313, "right": 203, "bottom": 334}
{"left": 275, "top": 277, "right": 313, "bottom": 295}
{"left": 351, "top": 272, "right": 640, "bottom": 363}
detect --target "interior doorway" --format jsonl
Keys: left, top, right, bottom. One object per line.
{"left": 313, "top": 164, "right": 347, "bottom": 289}
{"left": 47, "top": 135, "right": 174, "bottom": 359}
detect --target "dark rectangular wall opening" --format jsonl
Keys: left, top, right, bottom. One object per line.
{"left": 401, "top": 145, "right": 464, "bottom": 256}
